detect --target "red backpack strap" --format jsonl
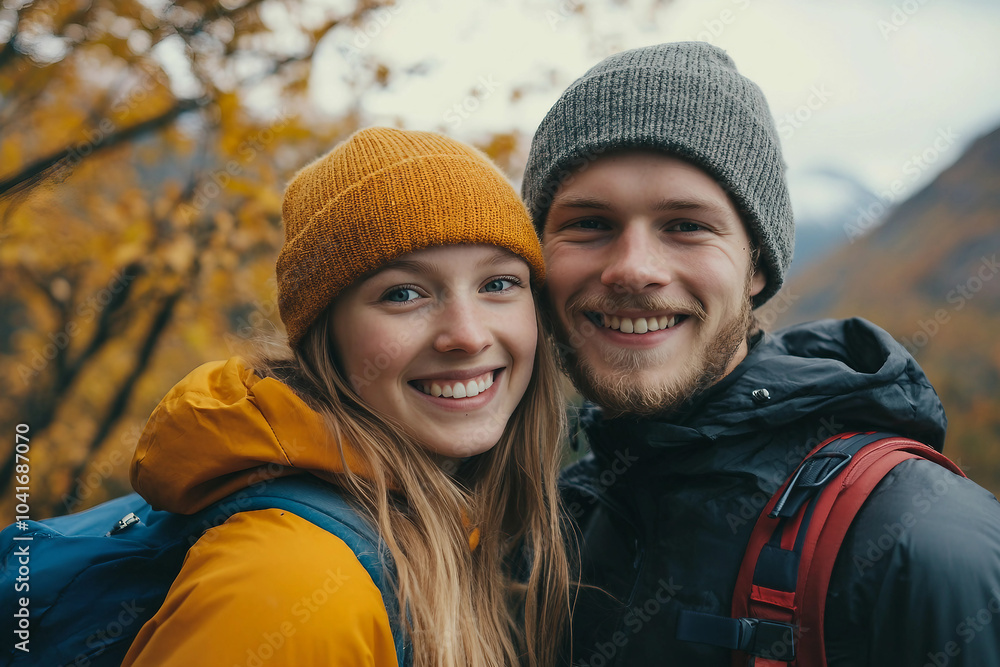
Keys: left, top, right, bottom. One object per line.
{"left": 726, "top": 432, "right": 966, "bottom": 667}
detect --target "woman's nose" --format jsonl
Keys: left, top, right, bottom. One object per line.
{"left": 432, "top": 298, "right": 493, "bottom": 354}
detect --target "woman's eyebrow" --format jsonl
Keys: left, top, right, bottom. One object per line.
{"left": 477, "top": 248, "right": 529, "bottom": 270}
{"left": 373, "top": 258, "right": 431, "bottom": 275}
{"left": 364, "top": 250, "right": 524, "bottom": 281}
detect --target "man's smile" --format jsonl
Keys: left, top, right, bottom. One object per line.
{"left": 585, "top": 312, "right": 689, "bottom": 334}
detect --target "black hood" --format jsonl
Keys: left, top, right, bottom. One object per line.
{"left": 583, "top": 318, "right": 948, "bottom": 456}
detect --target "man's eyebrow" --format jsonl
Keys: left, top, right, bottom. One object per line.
{"left": 551, "top": 194, "right": 730, "bottom": 215}
{"left": 550, "top": 195, "right": 614, "bottom": 211}
{"left": 651, "top": 197, "right": 729, "bottom": 215}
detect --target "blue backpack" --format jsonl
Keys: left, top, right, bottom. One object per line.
{"left": 0, "top": 474, "right": 409, "bottom": 667}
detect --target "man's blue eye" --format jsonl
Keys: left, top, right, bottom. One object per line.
{"left": 384, "top": 288, "right": 419, "bottom": 302}
{"left": 575, "top": 218, "right": 606, "bottom": 229}
{"left": 675, "top": 221, "right": 703, "bottom": 232}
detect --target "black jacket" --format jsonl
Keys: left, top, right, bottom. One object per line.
{"left": 562, "top": 318, "right": 1000, "bottom": 666}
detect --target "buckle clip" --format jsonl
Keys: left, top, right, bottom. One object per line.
{"left": 770, "top": 451, "right": 851, "bottom": 518}
{"left": 108, "top": 512, "right": 141, "bottom": 536}
{"left": 738, "top": 618, "right": 796, "bottom": 660}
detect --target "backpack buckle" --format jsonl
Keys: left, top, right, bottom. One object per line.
{"left": 738, "top": 618, "right": 796, "bottom": 660}
{"left": 108, "top": 512, "right": 141, "bottom": 536}
{"left": 769, "top": 451, "right": 851, "bottom": 519}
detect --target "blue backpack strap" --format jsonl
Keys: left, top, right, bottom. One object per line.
{"left": 2, "top": 492, "right": 212, "bottom": 667}
{"left": 231, "top": 475, "right": 410, "bottom": 665}
{"left": 0, "top": 474, "right": 410, "bottom": 667}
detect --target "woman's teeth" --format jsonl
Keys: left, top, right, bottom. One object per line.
{"left": 590, "top": 313, "right": 681, "bottom": 333}
{"left": 415, "top": 371, "right": 495, "bottom": 398}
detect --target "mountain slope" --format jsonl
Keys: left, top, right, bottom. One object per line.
{"left": 775, "top": 124, "right": 1000, "bottom": 494}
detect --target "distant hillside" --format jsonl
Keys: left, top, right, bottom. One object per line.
{"left": 789, "top": 223, "right": 850, "bottom": 276}
{"left": 775, "top": 124, "right": 1000, "bottom": 495}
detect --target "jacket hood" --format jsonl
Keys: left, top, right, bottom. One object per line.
{"left": 584, "top": 318, "right": 948, "bottom": 456}
{"left": 131, "top": 357, "right": 371, "bottom": 514}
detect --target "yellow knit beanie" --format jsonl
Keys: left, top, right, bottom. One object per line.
{"left": 276, "top": 127, "right": 545, "bottom": 347}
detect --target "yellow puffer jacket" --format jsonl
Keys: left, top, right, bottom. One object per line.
{"left": 121, "top": 357, "right": 400, "bottom": 666}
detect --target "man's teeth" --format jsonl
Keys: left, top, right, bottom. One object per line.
{"left": 599, "top": 313, "right": 679, "bottom": 333}
{"left": 416, "top": 371, "right": 495, "bottom": 399}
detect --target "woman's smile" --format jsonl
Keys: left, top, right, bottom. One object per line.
{"left": 332, "top": 244, "right": 537, "bottom": 459}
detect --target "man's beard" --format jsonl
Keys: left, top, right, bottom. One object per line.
{"left": 549, "top": 278, "right": 755, "bottom": 419}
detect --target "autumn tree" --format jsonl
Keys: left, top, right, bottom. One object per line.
{"left": 0, "top": 0, "right": 398, "bottom": 517}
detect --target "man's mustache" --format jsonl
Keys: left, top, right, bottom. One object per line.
{"left": 565, "top": 292, "right": 708, "bottom": 322}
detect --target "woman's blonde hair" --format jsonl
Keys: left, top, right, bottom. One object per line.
{"left": 246, "top": 300, "right": 572, "bottom": 667}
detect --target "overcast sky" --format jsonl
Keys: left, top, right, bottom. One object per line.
{"left": 306, "top": 0, "right": 1000, "bottom": 226}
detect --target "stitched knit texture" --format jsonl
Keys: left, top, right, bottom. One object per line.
{"left": 521, "top": 41, "right": 794, "bottom": 307}
{"left": 277, "top": 127, "right": 544, "bottom": 347}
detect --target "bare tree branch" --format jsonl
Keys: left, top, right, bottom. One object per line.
{"left": 53, "top": 288, "right": 184, "bottom": 517}
{"left": 0, "top": 97, "right": 206, "bottom": 198}
{"left": 0, "top": 166, "right": 203, "bottom": 501}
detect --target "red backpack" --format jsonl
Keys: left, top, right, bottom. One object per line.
{"left": 676, "top": 431, "right": 966, "bottom": 666}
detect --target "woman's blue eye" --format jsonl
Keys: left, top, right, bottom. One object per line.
{"left": 383, "top": 287, "right": 419, "bottom": 302}
{"left": 483, "top": 278, "right": 515, "bottom": 293}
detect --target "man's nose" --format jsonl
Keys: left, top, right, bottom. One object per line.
{"left": 600, "top": 224, "right": 672, "bottom": 294}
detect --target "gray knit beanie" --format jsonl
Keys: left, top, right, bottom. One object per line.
{"left": 522, "top": 41, "right": 794, "bottom": 307}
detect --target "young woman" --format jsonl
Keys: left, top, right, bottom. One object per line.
{"left": 121, "top": 128, "right": 571, "bottom": 667}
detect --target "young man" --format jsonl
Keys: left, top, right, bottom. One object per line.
{"left": 522, "top": 41, "right": 1000, "bottom": 666}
